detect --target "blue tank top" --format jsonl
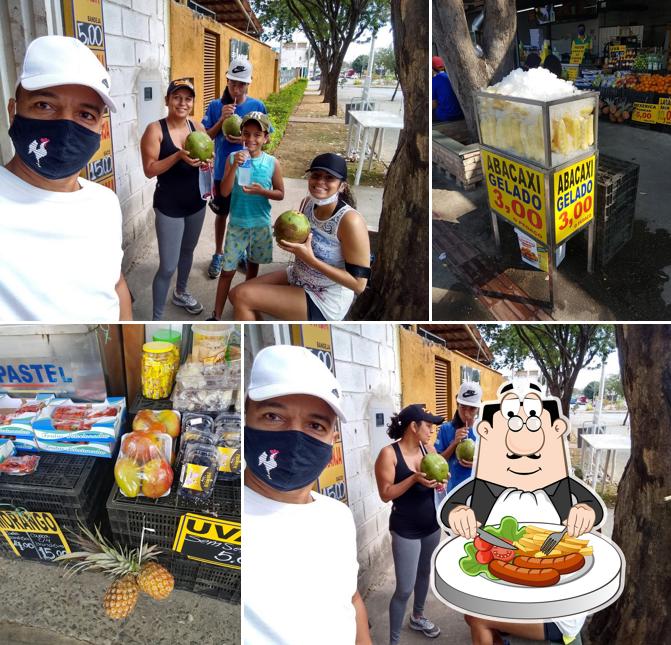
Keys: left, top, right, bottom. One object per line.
{"left": 229, "top": 152, "right": 275, "bottom": 228}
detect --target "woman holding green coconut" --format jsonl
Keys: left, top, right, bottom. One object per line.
{"left": 140, "top": 78, "right": 212, "bottom": 319}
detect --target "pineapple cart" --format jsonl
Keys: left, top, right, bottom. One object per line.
{"left": 475, "top": 88, "right": 600, "bottom": 308}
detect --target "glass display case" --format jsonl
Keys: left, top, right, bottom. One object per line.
{"left": 476, "top": 91, "right": 599, "bottom": 168}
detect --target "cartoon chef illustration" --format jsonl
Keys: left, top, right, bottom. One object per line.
{"left": 442, "top": 382, "right": 605, "bottom": 539}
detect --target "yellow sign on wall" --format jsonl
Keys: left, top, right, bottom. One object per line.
{"left": 290, "top": 324, "right": 348, "bottom": 505}
{"left": 62, "top": 0, "right": 116, "bottom": 190}
{"left": 481, "top": 149, "right": 548, "bottom": 244}
{"left": 553, "top": 154, "right": 596, "bottom": 244}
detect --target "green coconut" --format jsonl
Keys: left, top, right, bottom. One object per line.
{"left": 455, "top": 438, "right": 476, "bottom": 462}
{"left": 274, "top": 210, "right": 311, "bottom": 244}
{"left": 184, "top": 131, "right": 214, "bottom": 162}
{"left": 420, "top": 453, "right": 449, "bottom": 482}
{"left": 223, "top": 114, "right": 242, "bottom": 137}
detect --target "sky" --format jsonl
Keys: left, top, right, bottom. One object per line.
{"left": 269, "top": 23, "right": 394, "bottom": 65}
{"left": 505, "top": 350, "right": 621, "bottom": 391}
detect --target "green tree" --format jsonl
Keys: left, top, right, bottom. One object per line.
{"left": 583, "top": 380, "right": 600, "bottom": 401}
{"left": 352, "top": 54, "right": 369, "bottom": 74}
{"left": 479, "top": 325, "right": 616, "bottom": 414}
{"left": 252, "top": 0, "right": 390, "bottom": 116}
{"left": 605, "top": 373, "right": 623, "bottom": 401}
{"left": 375, "top": 45, "right": 396, "bottom": 76}
{"left": 350, "top": 0, "right": 428, "bottom": 320}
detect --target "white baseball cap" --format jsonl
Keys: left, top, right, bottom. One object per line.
{"left": 246, "top": 345, "right": 346, "bottom": 421}
{"left": 17, "top": 36, "right": 117, "bottom": 113}
{"left": 457, "top": 381, "right": 482, "bottom": 407}
{"left": 227, "top": 58, "right": 252, "bottom": 84}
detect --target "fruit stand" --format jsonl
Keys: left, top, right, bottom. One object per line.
{"left": 475, "top": 69, "right": 600, "bottom": 307}
{"left": 0, "top": 324, "right": 241, "bottom": 619}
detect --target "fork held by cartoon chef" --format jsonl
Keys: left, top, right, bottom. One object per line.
{"left": 442, "top": 382, "right": 605, "bottom": 541}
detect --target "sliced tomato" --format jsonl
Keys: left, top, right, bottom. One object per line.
{"left": 475, "top": 549, "right": 493, "bottom": 564}
{"left": 491, "top": 546, "right": 515, "bottom": 562}
{"left": 474, "top": 536, "right": 493, "bottom": 551}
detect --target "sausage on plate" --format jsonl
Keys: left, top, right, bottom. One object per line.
{"left": 488, "top": 560, "right": 560, "bottom": 587}
{"left": 513, "top": 553, "right": 585, "bottom": 575}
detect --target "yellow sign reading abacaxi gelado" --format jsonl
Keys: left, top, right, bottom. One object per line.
{"left": 482, "top": 149, "right": 548, "bottom": 244}
{"left": 553, "top": 154, "right": 596, "bottom": 244}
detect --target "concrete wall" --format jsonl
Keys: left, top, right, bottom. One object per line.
{"left": 331, "top": 324, "right": 401, "bottom": 592}
{"left": 103, "top": 0, "right": 170, "bottom": 255}
{"left": 398, "top": 327, "right": 504, "bottom": 421}
{"left": 170, "top": 0, "right": 278, "bottom": 121}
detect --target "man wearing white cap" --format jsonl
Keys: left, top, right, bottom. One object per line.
{"left": 202, "top": 58, "right": 270, "bottom": 279}
{"left": 244, "top": 345, "right": 372, "bottom": 645}
{"left": 434, "top": 381, "right": 482, "bottom": 492}
{"left": 1, "top": 35, "right": 131, "bottom": 321}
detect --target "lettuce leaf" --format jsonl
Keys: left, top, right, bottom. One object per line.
{"left": 458, "top": 516, "right": 526, "bottom": 579}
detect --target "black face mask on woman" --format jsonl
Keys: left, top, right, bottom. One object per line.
{"left": 8, "top": 114, "right": 101, "bottom": 180}
{"left": 245, "top": 426, "right": 333, "bottom": 491}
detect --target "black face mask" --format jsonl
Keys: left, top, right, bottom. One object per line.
{"left": 244, "top": 426, "right": 333, "bottom": 491}
{"left": 8, "top": 114, "right": 101, "bottom": 180}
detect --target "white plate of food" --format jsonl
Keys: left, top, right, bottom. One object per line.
{"left": 432, "top": 517, "right": 625, "bottom": 621}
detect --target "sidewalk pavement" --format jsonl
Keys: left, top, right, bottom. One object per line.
{"left": 0, "top": 556, "right": 239, "bottom": 645}
{"left": 124, "top": 177, "right": 383, "bottom": 321}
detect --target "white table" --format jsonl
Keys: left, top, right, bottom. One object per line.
{"left": 581, "top": 433, "right": 631, "bottom": 493}
{"left": 347, "top": 110, "right": 403, "bottom": 185}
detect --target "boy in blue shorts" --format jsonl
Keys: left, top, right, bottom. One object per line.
{"left": 208, "top": 112, "right": 284, "bottom": 320}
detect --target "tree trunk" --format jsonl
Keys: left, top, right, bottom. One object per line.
{"left": 433, "top": 0, "right": 516, "bottom": 136}
{"left": 350, "top": 0, "right": 428, "bottom": 320}
{"left": 586, "top": 325, "right": 671, "bottom": 644}
{"left": 323, "top": 68, "right": 339, "bottom": 116}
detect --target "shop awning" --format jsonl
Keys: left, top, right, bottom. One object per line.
{"left": 190, "top": 0, "right": 263, "bottom": 38}
{"left": 418, "top": 325, "right": 494, "bottom": 365}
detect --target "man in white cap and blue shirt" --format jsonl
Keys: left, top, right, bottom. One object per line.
{"left": 434, "top": 381, "right": 483, "bottom": 492}
{"left": 202, "top": 58, "right": 270, "bottom": 279}
{"left": 1, "top": 35, "right": 131, "bottom": 321}
{"left": 244, "top": 344, "right": 372, "bottom": 645}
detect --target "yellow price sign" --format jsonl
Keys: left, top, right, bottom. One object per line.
{"left": 554, "top": 155, "right": 596, "bottom": 244}
{"left": 632, "top": 102, "right": 659, "bottom": 124}
{"left": 567, "top": 67, "right": 579, "bottom": 80}
{"left": 609, "top": 45, "right": 626, "bottom": 55}
{"left": 657, "top": 98, "right": 671, "bottom": 126}
{"left": 570, "top": 44, "right": 587, "bottom": 64}
{"left": 481, "top": 149, "right": 548, "bottom": 244}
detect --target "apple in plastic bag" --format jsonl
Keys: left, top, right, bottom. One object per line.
{"left": 115, "top": 457, "right": 142, "bottom": 497}
{"left": 142, "top": 458, "right": 174, "bottom": 498}
{"left": 156, "top": 410, "right": 180, "bottom": 439}
{"left": 122, "top": 431, "right": 163, "bottom": 463}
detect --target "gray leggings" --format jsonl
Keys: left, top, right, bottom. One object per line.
{"left": 152, "top": 206, "right": 206, "bottom": 320}
{"left": 389, "top": 528, "right": 441, "bottom": 644}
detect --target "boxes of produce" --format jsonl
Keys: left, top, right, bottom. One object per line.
{"left": 0, "top": 453, "right": 114, "bottom": 561}
{"left": 106, "top": 478, "right": 240, "bottom": 602}
{"left": 32, "top": 397, "right": 126, "bottom": 442}
{"left": 171, "top": 362, "right": 240, "bottom": 413}
{"left": 34, "top": 439, "right": 118, "bottom": 458}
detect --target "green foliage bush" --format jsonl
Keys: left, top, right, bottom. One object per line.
{"left": 265, "top": 78, "right": 308, "bottom": 153}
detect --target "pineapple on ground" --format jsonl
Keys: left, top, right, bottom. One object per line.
{"left": 138, "top": 561, "right": 174, "bottom": 600}
{"left": 104, "top": 575, "right": 140, "bottom": 620}
{"left": 56, "top": 523, "right": 175, "bottom": 619}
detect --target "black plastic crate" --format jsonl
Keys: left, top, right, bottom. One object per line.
{"left": 0, "top": 454, "right": 114, "bottom": 558}
{"left": 596, "top": 201, "right": 635, "bottom": 266}
{"left": 129, "top": 393, "right": 174, "bottom": 416}
{"left": 597, "top": 155, "right": 639, "bottom": 212}
{"left": 106, "top": 478, "right": 240, "bottom": 602}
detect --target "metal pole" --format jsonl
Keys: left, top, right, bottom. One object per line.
{"left": 361, "top": 31, "right": 377, "bottom": 108}
{"left": 593, "top": 359, "right": 607, "bottom": 428}
{"left": 490, "top": 212, "right": 501, "bottom": 251}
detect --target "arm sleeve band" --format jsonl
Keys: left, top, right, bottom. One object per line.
{"left": 345, "top": 263, "right": 371, "bottom": 279}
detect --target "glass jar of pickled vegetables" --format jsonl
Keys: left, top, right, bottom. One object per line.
{"left": 142, "top": 341, "right": 176, "bottom": 400}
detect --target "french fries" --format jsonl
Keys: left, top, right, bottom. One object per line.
{"left": 513, "top": 525, "right": 593, "bottom": 557}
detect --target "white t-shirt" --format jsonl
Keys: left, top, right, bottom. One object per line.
{"left": 244, "top": 486, "right": 359, "bottom": 644}
{"left": 0, "top": 166, "right": 123, "bottom": 321}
